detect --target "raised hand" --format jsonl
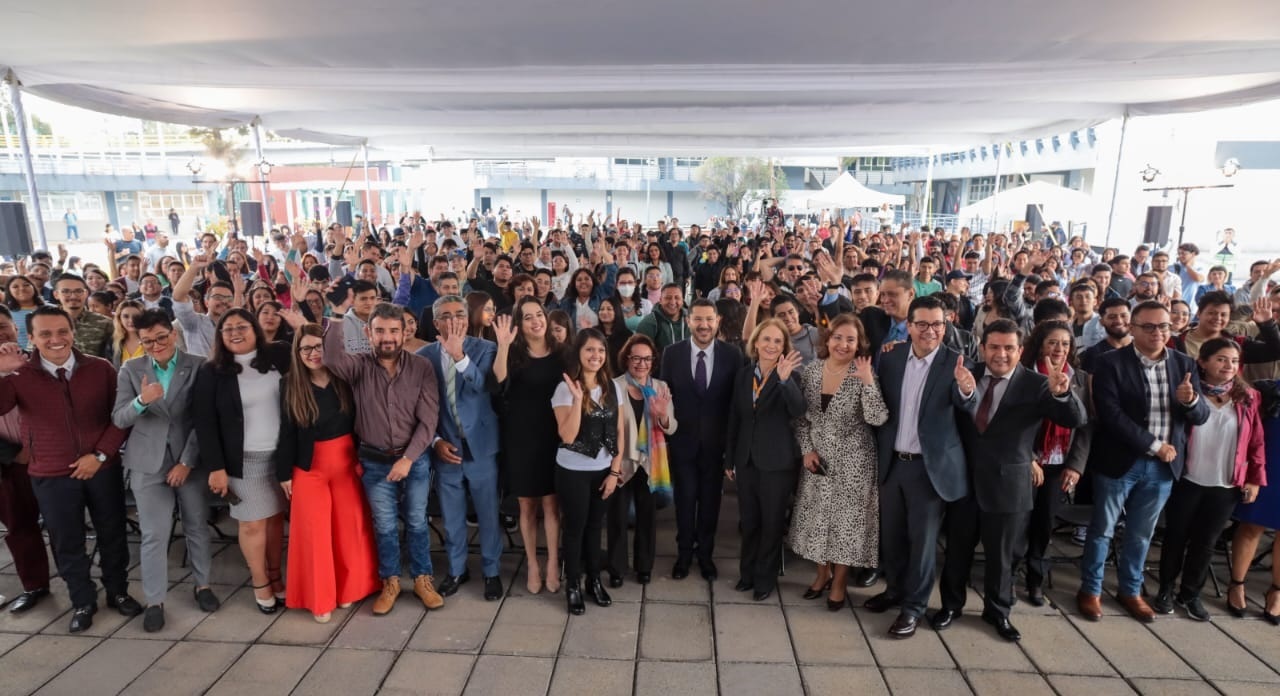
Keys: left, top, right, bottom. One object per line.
{"left": 441, "top": 323, "right": 466, "bottom": 361}
{"left": 1253, "top": 296, "right": 1274, "bottom": 324}
{"left": 954, "top": 355, "right": 976, "bottom": 394}
{"left": 1047, "top": 365, "right": 1070, "bottom": 395}
{"left": 329, "top": 287, "right": 353, "bottom": 315}
{"left": 1176, "top": 371, "right": 1196, "bottom": 404}
{"left": 139, "top": 373, "right": 165, "bottom": 405}
{"left": 777, "top": 351, "right": 803, "bottom": 381}
{"left": 0, "top": 343, "right": 25, "bottom": 373}
{"left": 649, "top": 385, "right": 672, "bottom": 419}
{"left": 494, "top": 315, "right": 518, "bottom": 347}
{"left": 851, "top": 355, "right": 875, "bottom": 384}
{"left": 745, "top": 278, "right": 764, "bottom": 305}
{"left": 562, "top": 373, "right": 584, "bottom": 401}
{"left": 278, "top": 307, "right": 308, "bottom": 330}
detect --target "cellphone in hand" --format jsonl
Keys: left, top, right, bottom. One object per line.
{"left": 812, "top": 457, "right": 829, "bottom": 476}
{"left": 224, "top": 490, "right": 242, "bottom": 506}
{"left": 326, "top": 276, "right": 356, "bottom": 306}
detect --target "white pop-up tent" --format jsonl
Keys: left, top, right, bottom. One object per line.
{"left": 957, "top": 181, "right": 1093, "bottom": 224}
{"left": 807, "top": 172, "right": 906, "bottom": 209}
{"left": 2, "top": 1, "right": 1280, "bottom": 158}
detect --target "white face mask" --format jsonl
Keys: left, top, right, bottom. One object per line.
{"left": 617, "top": 284, "right": 636, "bottom": 297}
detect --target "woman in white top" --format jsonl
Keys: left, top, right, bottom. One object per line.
{"left": 552, "top": 328, "right": 625, "bottom": 616}
{"left": 548, "top": 250, "right": 580, "bottom": 301}
{"left": 1155, "top": 338, "right": 1265, "bottom": 621}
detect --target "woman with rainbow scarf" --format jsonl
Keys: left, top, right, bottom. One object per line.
{"left": 606, "top": 334, "right": 677, "bottom": 588}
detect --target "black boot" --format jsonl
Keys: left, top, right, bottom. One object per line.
{"left": 587, "top": 575, "right": 613, "bottom": 607}
{"left": 565, "top": 578, "right": 585, "bottom": 616}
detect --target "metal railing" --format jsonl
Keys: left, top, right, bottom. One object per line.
{"left": 473, "top": 160, "right": 696, "bottom": 182}
{"left": 0, "top": 158, "right": 193, "bottom": 177}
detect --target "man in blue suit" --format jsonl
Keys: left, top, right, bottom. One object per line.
{"left": 418, "top": 295, "right": 505, "bottom": 601}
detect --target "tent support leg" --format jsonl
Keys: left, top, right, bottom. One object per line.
{"left": 1102, "top": 111, "right": 1130, "bottom": 249}
{"left": 4, "top": 71, "right": 48, "bottom": 251}
{"left": 252, "top": 120, "right": 272, "bottom": 231}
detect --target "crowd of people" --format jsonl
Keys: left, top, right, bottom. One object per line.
{"left": 0, "top": 209, "right": 1277, "bottom": 646}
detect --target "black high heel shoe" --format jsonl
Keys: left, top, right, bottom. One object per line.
{"left": 1227, "top": 579, "right": 1248, "bottom": 618}
{"left": 803, "top": 579, "right": 832, "bottom": 600}
{"left": 1264, "top": 585, "right": 1280, "bottom": 626}
{"left": 826, "top": 593, "right": 847, "bottom": 611}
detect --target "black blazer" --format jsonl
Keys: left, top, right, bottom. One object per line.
{"left": 956, "top": 364, "right": 1088, "bottom": 514}
{"left": 1088, "top": 345, "right": 1210, "bottom": 479}
{"left": 874, "top": 343, "right": 975, "bottom": 503}
{"left": 660, "top": 339, "right": 743, "bottom": 459}
{"left": 856, "top": 305, "right": 892, "bottom": 355}
{"left": 192, "top": 342, "right": 291, "bottom": 477}
{"left": 724, "top": 365, "right": 806, "bottom": 473}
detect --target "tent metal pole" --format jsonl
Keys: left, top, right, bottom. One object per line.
{"left": 922, "top": 149, "right": 934, "bottom": 227}
{"left": 4, "top": 72, "right": 48, "bottom": 251}
{"left": 252, "top": 120, "right": 272, "bottom": 231}
{"left": 362, "top": 143, "right": 372, "bottom": 223}
{"left": 1102, "top": 112, "right": 1130, "bottom": 249}
{"left": 990, "top": 143, "right": 1002, "bottom": 234}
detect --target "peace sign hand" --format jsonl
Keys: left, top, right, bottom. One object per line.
{"left": 954, "top": 355, "right": 976, "bottom": 394}
{"left": 1047, "top": 367, "right": 1070, "bottom": 395}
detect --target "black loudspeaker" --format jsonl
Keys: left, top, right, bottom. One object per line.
{"left": 1144, "top": 205, "right": 1173, "bottom": 247}
{"left": 239, "top": 201, "right": 264, "bottom": 237}
{"left": 0, "top": 202, "right": 35, "bottom": 258}
{"left": 1024, "top": 204, "right": 1044, "bottom": 232}
{"left": 335, "top": 201, "right": 353, "bottom": 227}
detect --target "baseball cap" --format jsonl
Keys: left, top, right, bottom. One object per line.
{"left": 946, "top": 270, "right": 972, "bottom": 281}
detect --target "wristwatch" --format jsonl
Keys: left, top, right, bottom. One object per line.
{"left": 93, "top": 452, "right": 107, "bottom": 463}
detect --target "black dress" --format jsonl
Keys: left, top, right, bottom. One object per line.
{"left": 502, "top": 351, "right": 566, "bottom": 497}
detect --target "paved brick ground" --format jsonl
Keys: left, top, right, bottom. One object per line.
{"left": 0, "top": 496, "right": 1277, "bottom": 695}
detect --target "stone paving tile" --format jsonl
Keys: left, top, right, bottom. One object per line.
{"left": 1213, "top": 680, "right": 1280, "bottom": 696}
{"left": 784, "top": 604, "right": 876, "bottom": 666}
{"left": 1216, "top": 618, "right": 1280, "bottom": 673}
{"left": 882, "top": 667, "right": 974, "bottom": 695}
{"left": 331, "top": 596, "right": 425, "bottom": 651}
{"left": 34, "top": 637, "right": 172, "bottom": 696}
{"left": 937, "top": 617, "right": 1036, "bottom": 673}
{"left": 462, "top": 654, "right": 554, "bottom": 695}
{"left": 0, "top": 635, "right": 100, "bottom": 696}
{"left": 380, "top": 651, "right": 475, "bottom": 696}
{"left": 1046, "top": 674, "right": 1139, "bottom": 696}
{"left": 120, "top": 641, "right": 247, "bottom": 696}
{"left": 203, "top": 547, "right": 252, "bottom": 586}
{"left": 204, "top": 644, "right": 321, "bottom": 696}
{"left": 642, "top": 569, "right": 711, "bottom": 604}
{"left": 1015, "top": 614, "right": 1117, "bottom": 677}
{"left": 633, "top": 660, "right": 718, "bottom": 696}
{"left": 601, "top": 576, "right": 645, "bottom": 603}
{"left": 40, "top": 599, "right": 134, "bottom": 638}
{"left": 964, "top": 669, "right": 1056, "bottom": 695}
{"left": 714, "top": 602, "right": 795, "bottom": 663}
{"left": 258, "top": 603, "right": 354, "bottom": 645}
{"left": 799, "top": 665, "right": 890, "bottom": 695}
{"left": 291, "top": 648, "right": 396, "bottom": 695}
{"left": 548, "top": 656, "right": 635, "bottom": 696}
{"left": 0, "top": 632, "right": 27, "bottom": 657}
{"left": 406, "top": 591, "right": 500, "bottom": 653}
{"left": 1129, "top": 678, "right": 1220, "bottom": 695}
{"left": 719, "top": 661, "right": 804, "bottom": 696}
{"left": 1152, "top": 616, "right": 1278, "bottom": 682}
{"left": 638, "top": 602, "right": 713, "bottom": 661}
{"left": 1066, "top": 615, "right": 1198, "bottom": 680}
{"left": 560, "top": 599, "right": 640, "bottom": 660}
{"left": 0, "top": 582, "right": 72, "bottom": 635}
{"left": 482, "top": 595, "right": 567, "bottom": 657}
{"left": 857, "top": 610, "right": 958, "bottom": 669}
{"left": 185, "top": 586, "right": 280, "bottom": 642}
{"left": 112, "top": 583, "right": 230, "bottom": 641}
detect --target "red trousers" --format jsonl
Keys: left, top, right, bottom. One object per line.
{"left": 285, "top": 435, "right": 380, "bottom": 614}
{"left": 0, "top": 464, "right": 50, "bottom": 592}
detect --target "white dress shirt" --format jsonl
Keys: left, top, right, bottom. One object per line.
{"left": 690, "top": 338, "right": 716, "bottom": 382}
{"left": 40, "top": 353, "right": 77, "bottom": 379}
{"left": 893, "top": 345, "right": 941, "bottom": 454}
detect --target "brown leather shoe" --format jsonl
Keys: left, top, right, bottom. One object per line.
{"left": 1076, "top": 592, "right": 1103, "bottom": 621}
{"left": 414, "top": 575, "right": 445, "bottom": 610}
{"left": 1116, "top": 594, "right": 1156, "bottom": 623}
{"left": 372, "top": 576, "right": 401, "bottom": 615}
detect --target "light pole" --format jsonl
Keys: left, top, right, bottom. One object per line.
{"left": 1140, "top": 160, "right": 1237, "bottom": 248}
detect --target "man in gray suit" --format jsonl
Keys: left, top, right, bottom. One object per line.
{"left": 112, "top": 309, "right": 220, "bottom": 632}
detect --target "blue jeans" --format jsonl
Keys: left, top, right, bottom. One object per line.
{"left": 434, "top": 452, "right": 503, "bottom": 577}
{"left": 66, "top": 225, "right": 79, "bottom": 240}
{"left": 360, "top": 453, "right": 433, "bottom": 579}
{"left": 1080, "top": 457, "right": 1174, "bottom": 596}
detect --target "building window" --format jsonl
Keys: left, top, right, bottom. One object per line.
{"left": 967, "top": 177, "right": 996, "bottom": 203}
{"left": 613, "top": 158, "right": 656, "bottom": 166}
{"left": 851, "top": 157, "right": 892, "bottom": 172}
{"left": 673, "top": 157, "right": 705, "bottom": 167}
{"left": 136, "top": 191, "right": 207, "bottom": 222}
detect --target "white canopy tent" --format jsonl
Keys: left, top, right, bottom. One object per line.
{"left": 957, "top": 181, "right": 1093, "bottom": 226}
{"left": 806, "top": 172, "right": 906, "bottom": 210}
{"left": 2, "top": 1, "right": 1280, "bottom": 158}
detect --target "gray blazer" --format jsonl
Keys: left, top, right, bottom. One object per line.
{"left": 112, "top": 350, "right": 203, "bottom": 474}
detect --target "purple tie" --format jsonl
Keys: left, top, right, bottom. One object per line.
{"left": 695, "top": 350, "right": 708, "bottom": 393}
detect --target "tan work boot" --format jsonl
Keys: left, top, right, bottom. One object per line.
{"left": 372, "top": 576, "right": 401, "bottom": 615}
{"left": 414, "top": 575, "right": 445, "bottom": 610}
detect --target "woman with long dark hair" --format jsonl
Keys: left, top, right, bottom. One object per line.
{"left": 494, "top": 297, "right": 566, "bottom": 594}
{"left": 552, "top": 329, "right": 625, "bottom": 615}
{"left": 192, "top": 309, "right": 291, "bottom": 613}
{"left": 1156, "top": 338, "right": 1266, "bottom": 621}
{"left": 3, "top": 275, "right": 43, "bottom": 347}
{"left": 644, "top": 243, "right": 674, "bottom": 285}
{"left": 466, "top": 291, "right": 498, "bottom": 342}
{"left": 596, "top": 297, "right": 633, "bottom": 375}
{"left": 613, "top": 267, "right": 652, "bottom": 331}
{"left": 256, "top": 300, "right": 294, "bottom": 346}
{"left": 1017, "top": 320, "right": 1093, "bottom": 605}
{"left": 559, "top": 265, "right": 619, "bottom": 330}
{"left": 277, "top": 323, "right": 380, "bottom": 623}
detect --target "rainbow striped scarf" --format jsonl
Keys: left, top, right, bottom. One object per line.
{"left": 626, "top": 375, "right": 673, "bottom": 508}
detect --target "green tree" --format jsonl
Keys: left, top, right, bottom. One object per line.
{"left": 30, "top": 115, "right": 52, "bottom": 136}
{"left": 188, "top": 126, "right": 250, "bottom": 230}
{"left": 693, "top": 157, "right": 788, "bottom": 220}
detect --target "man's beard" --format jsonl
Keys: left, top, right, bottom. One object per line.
{"left": 374, "top": 342, "right": 402, "bottom": 359}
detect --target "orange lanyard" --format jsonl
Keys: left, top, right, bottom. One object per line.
{"left": 752, "top": 367, "right": 774, "bottom": 406}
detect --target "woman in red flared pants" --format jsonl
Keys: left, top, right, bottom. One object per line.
{"left": 277, "top": 322, "right": 380, "bottom": 622}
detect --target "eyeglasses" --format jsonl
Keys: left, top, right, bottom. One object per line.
{"left": 911, "top": 321, "right": 946, "bottom": 333}
{"left": 436, "top": 312, "right": 468, "bottom": 321}
{"left": 1134, "top": 322, "right": 1173, "bottom": 334}
{"left": 58, "top": 288, "right": 87, "bottom": 296}
{"left": 629, "top": 356, "right": 654, "bottom": 364}
{"left": 298, "top": 345, "right": 323, "bottom": 355}
{"left": 220, "top": 325, "right": 252, "bottom": 335}
{"left": 207, "top": 293, "right": 234, "bottom": 302}
{"left": 140, "top": 333, "right": 172, "bottom": 348}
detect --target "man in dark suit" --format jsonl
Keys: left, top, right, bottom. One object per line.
{"left": 660, "top": 298, "right": 743, "bottom": 581}
{"left": 1078, "top": 301, "right": 1210, "bottom": 623}
{"left": 866, "top": 295, "right": 976, "bottom": 638}
{"left": 934, "top": 319, "right": 1087, "bottom": 641}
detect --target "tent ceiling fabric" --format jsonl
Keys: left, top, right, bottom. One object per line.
{"left": 4, "top": 1, "right": 1280, "bottom": 157}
